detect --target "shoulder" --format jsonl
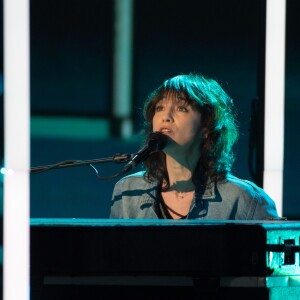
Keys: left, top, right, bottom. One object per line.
{"left": 112, "top": 171, "right": 158, "bottom": 199}
{"left": 218, "top": 174, "right": 266, "bottom": 197}
{"left": 217, "top": 174, "right": 279, "bottom": 219}
{"left": 110, "top": 171, "right": 159, "bottom": 219}
{"left": 114, "top": 171, "right": 155, "bottom": 190}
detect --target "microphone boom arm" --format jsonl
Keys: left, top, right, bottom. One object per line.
{"left": 31, "top": 132, "right": 167, "bottom": 178}
{"left": 30, "top": 153, "right": 132, "bottom": 175}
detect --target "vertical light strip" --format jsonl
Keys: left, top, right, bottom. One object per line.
{"left": 264, "top": 0, "right": 286, "bottom": 217}
{"left": 113, "top": 0, "right": 134, "bottom": 138}
{"left": 3, "top": 0, "right": 30, "bottom": 299}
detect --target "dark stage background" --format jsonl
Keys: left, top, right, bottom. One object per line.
{"left": 0, "top": 0, "right": 299, "bottom": 220}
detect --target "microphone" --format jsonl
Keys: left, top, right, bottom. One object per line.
{"left": 121, "top": 131, "right": 167, "bottom": 174}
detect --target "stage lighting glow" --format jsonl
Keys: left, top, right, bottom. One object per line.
{"left": 3, "top": 0, "right": 30, "bottom": 300}
{"left": 113, "top": 0, "right": 134, "bottom": 138}
{"left": 264, "top": 0, "right": 286, "bottom": 217}
{"left": 1, "top": 168, "right": 14, "bottom": 175}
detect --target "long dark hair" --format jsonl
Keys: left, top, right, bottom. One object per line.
{"left": 143, "top": 73, "right": 239, "bottom": 189}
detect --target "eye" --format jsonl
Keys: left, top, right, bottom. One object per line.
{"left": 177, "top": 105, "right": 188, "bottom": 112}
{"left": 155, "top": 105, "right": 164, "bottom": 112}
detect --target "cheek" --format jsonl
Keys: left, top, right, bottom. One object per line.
{"left": 152, "top": 115, "right": 159, "bottom": 131}
{"left": 184, "top": 121, "right": 202, "bottom": 144}
{"left": 187, "top": 117, "right": 201, "bottom": 135}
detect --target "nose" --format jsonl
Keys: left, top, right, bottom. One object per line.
{"left": 162, "top": 107, "right": 174, "bottom": 122}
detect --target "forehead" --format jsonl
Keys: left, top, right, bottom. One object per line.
{"left": 154, "top": 91, "right": 201, "bottom": 112}
{"left": 156, "top": 91, "right": 189, "bottom": 104}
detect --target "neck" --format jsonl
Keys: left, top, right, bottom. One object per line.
{"left": 165, "top": 155, "right": 197, "bottom": 191}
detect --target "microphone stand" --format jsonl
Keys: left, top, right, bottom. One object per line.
{"left": 30, "top": 153, "right": 132, "bottom": 176}
{"left": 31, "top": 132, "right": 166, "bottom": 178}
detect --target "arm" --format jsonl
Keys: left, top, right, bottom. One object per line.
{"left": 109, "top": 179, "right": 127, "bottom": 219}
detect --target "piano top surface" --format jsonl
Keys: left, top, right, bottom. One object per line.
{"left": 30, "top": 218, "right": 300, "bottom": 230}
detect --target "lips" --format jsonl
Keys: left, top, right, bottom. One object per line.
{"left": 160, "top": 128, "right": 171, "bottom": 132}
{"left": 159, "top": 128, "right": 173, "bottom": 134}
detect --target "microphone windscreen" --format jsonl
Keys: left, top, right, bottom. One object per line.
{"left": 147, "top": 131, "right": 168, "bottom": 151}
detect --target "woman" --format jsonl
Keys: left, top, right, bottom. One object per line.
{"left": 110, "top": 73, "right": 278, "bottom": 220}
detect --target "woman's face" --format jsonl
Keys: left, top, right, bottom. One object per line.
{"left": 152, "top": 94, "right": 202, "bottom": 154}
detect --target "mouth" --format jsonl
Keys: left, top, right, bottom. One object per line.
{"left": 159, "top": 128, "right": 173, "bottom": 134}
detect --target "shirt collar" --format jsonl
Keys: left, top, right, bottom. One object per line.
{"left": 195, "top": 181, "right": 216, "bottom": 200}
